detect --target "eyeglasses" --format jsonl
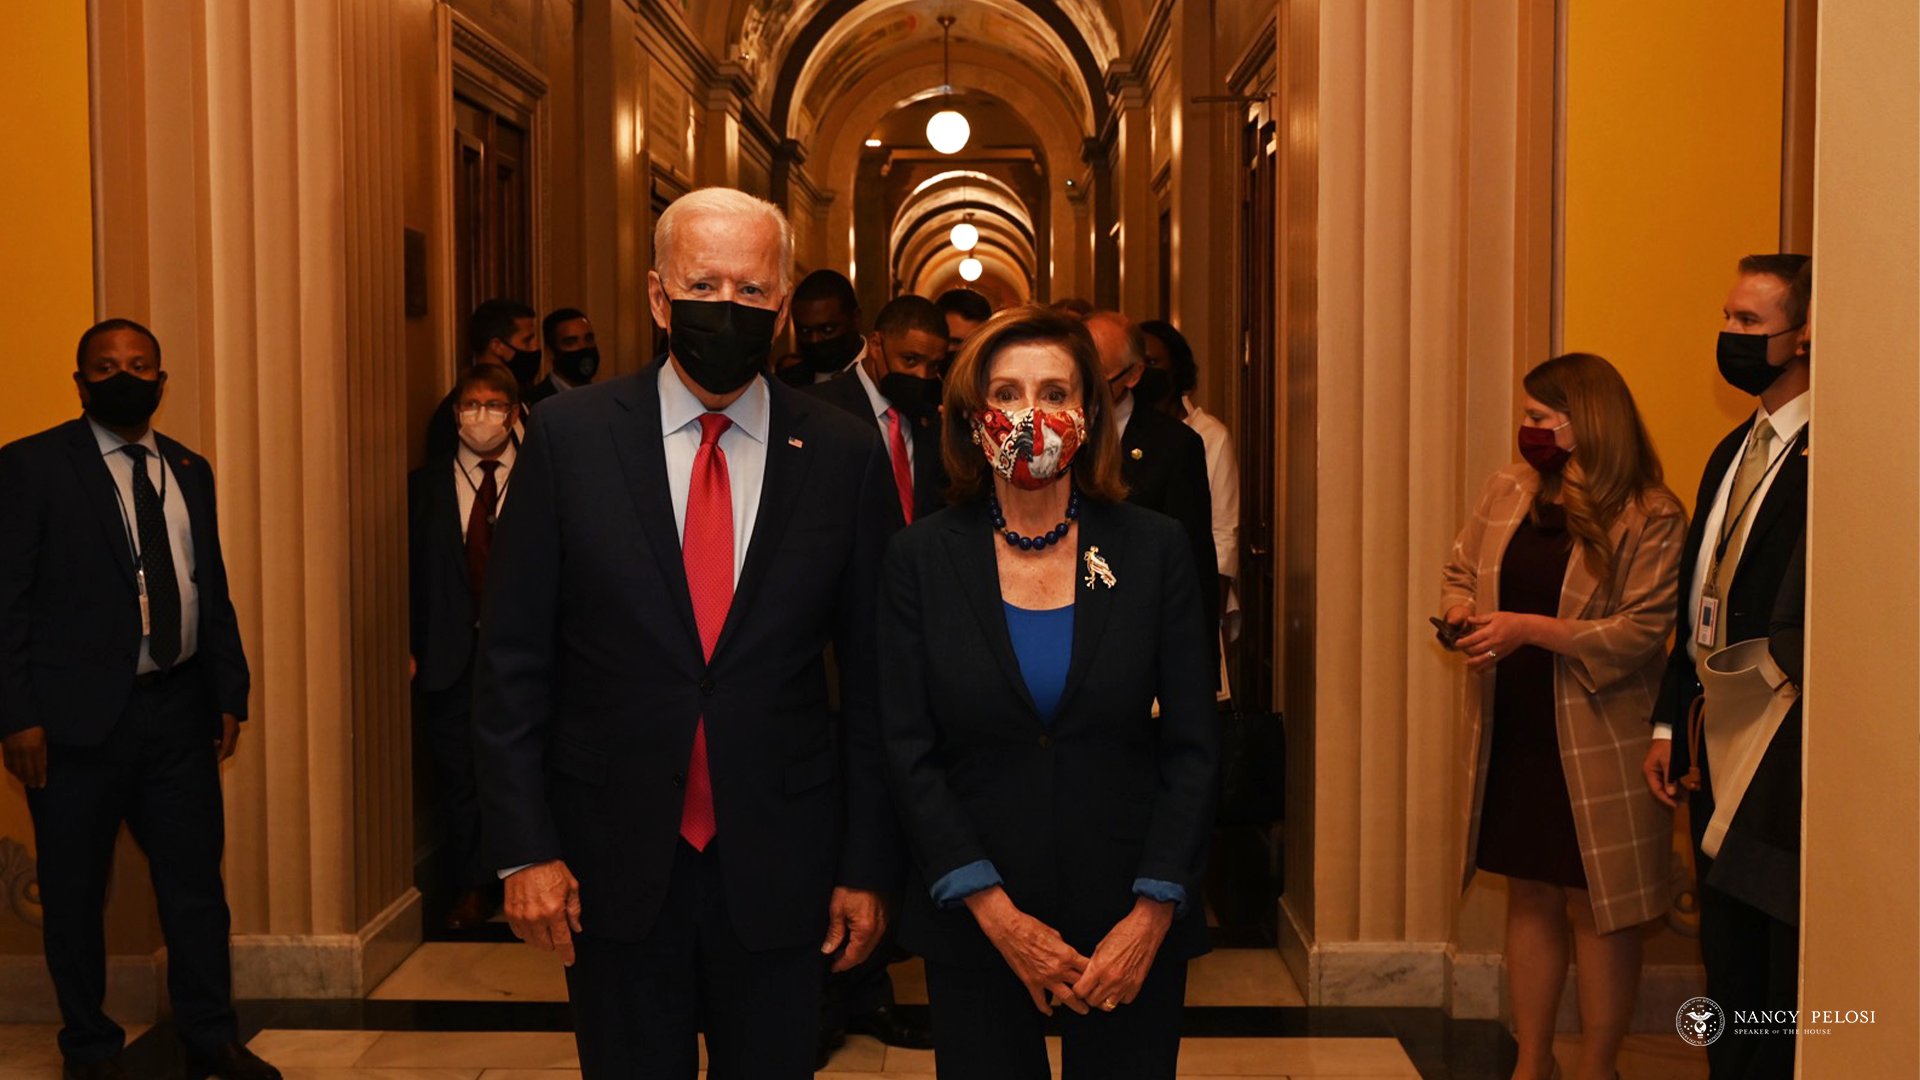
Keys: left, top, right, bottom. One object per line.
{"left": 456, "top": 404, "right": 513, "bottom": 420}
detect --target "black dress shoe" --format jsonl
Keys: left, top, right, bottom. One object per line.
{"left": 847, "top": 1004, "right": 934, "bottom": 1050}
{"left": 189, "top": 1042, "right": 282, "bottom": 1080}
{"left": 814, "top": 1026, "right": 847, "bottom": 1071}
{"left": 62, "top": 1057, "right": 128, "bottom": 1080}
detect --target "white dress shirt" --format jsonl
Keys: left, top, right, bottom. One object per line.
{"left": 454, "top": 439, "right": 517, "bottom": 540}
{"left": 660, "top": 363, "right": 770, "bottom": 583}
{"left": 1182, "top": 396, "right": 1240, "bottom": 582}
{"left": 1113, "top": 388, "right": 1136, "bottom": 438}
{"left": 852, "top": 362, "right": 912, "bottom": 467}
{"left": 1652, "top": 389, "right": 1811, "bottom": 740}
{"left": 89, "top": 419, "right": 198, "bottom": 674}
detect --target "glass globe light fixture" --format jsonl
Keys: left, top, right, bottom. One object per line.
{"left": 958, "top": 256, "right": 984, "bottom": 282}
{"left": 926, "top": 16, "right": 970, "bottom": 155}
{"left": 950, "top": 218, "right": 979, "bottom": 251}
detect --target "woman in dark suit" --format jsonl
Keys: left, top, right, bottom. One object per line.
{"left": 880, "top": 306, "right": 1218, "bottom": 1079}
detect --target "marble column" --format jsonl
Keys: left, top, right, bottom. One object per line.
{"left": 1107, "top": 63, "right": 1156, "bottom": 319}
{"left": 90, "top": 0, "right": 419, "bottom": 1000}
{"left": 1801, "top": 0, "right": 1920, "bottom": 1074}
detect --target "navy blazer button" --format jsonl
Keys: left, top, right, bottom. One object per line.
{"left": 700, "top": 677, "right": 716, "bottom": 695}
{"left": 1037, "top": 735, "right": 1053, "bottom": 749}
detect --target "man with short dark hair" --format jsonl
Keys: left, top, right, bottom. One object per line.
{"left": 527, "top": 308, "right": 599, "bottom": 406}
{"left": 791, "top": 269, "right": 865, "bottom": 383}
{"left": 934, "top": 287, "right": 991, "bottom": 365}
{"left": 0, "top": 320, "right": 279, "bottom": 1080}
{"left": 1642, "top": 254, "right": 1811, "bottom": 1080}
{"left": 805, "top": 294, "right": 951, "bottom": 523}
{"left": 409, "top": 363, "right": 523, "bottom": 932}
{"left": 424, "top": 299, "right": 540, "bottom": 458}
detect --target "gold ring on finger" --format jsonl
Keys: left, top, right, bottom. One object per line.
{"left": 1102, "top": 998, "right": 1117, "bottom": 1012}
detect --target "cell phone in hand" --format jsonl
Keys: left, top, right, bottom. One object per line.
{"left": 1430, "top": 616, "right": 1465, "bottom": 650}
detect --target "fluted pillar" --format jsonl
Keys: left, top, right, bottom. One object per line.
{"left": 1108, "top": 63, "right": 1156, "bottom": 318}
{"left": 1279, "top": 0, "right": 1553, "bottom": 1011}
{"left": 92, "top": 0, "right": 418, "bottom": 998}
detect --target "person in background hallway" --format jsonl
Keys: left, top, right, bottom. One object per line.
{"left": 801, "top": 293, "right": 947, "bottom": 1063}
{"left": 425, "top": 299, "right": 540, "bottom": 458}
{"left": 527, "top": 307, "right": 599, "bottom": 406}
{"left": 472, "top": 187, "right": 903, "bottom": 1079}
{"left": 805, "top": 294, "right": 952, "bottom": 524}
{"left": 791, "top": 269, "right": 866, "bottom": 384}
{"left": 1139, "top": 320, "right": 1240, "bottom": 641}
{"left": 1440, "top": 353, "right": 1684, "bottom": 1080}
{"left": 1084, "top": 311, "right": 1218, "bottom": 666}
{"left": 0, "top": 320, "right": 280, "bottom": 1080}
{"left": 936, "top": 287, "right": 992, "bottom": 368}
{"left": 881, "top": 306, "right": 1217, "bottom": 1079}
{"left": 1641, "top": 255, "right": 1811, "bottom": 1080}
{"left": 408, "top": 364, "right": 522, "bottom": 932}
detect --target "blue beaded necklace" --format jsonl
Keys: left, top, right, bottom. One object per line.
{"left": 990, "top": 487, "right": 1081, "bottom": 551}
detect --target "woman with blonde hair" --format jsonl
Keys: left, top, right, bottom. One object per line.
{"left": 1439, "top": 353, "right": 1686, "bottom": 1080}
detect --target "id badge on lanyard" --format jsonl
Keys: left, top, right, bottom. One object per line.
{"left": 1695, "top": 591, "right": 1720, "bottom": 650}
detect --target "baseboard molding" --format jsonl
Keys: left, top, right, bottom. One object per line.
{"left": 231, "top": 888, "right": 422, "bottom": 1000}
{"left": 0, "top": 949, "right": 166, "bottom": 1023}
{"left": 1279, "top": 899, "right": 1705, "bottom": 1032}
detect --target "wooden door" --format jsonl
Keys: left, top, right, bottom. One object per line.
{"left": 452, "top": 91, "right": 531, "bottom": 359}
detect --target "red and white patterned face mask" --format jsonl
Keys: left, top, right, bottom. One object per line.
{"left": 972, "top": 405, "right": 1087, "bottom": 490}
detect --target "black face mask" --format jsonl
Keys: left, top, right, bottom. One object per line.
{"left": 506, "top": 347, "right": 542, "bottom": 389}
{"left": 1133, "top": 366, "right": 1175, "bottom": 410}
{"left": 554, "top": 346, "right": 600, "bottom": 384}
{"left": 879, "top": 371, "right": 943, "bottom": 422}
{"left": 799, "top": 332, "right": 863, "bottom": 374}
{"left": 1716, "top": 327, "right": 1801, "bottom": 396}
{"left": 82, "top": 371, "right": 165, "bottom": 428}
{"left": 670, "top": 299, "right": 779, "bottom": 395}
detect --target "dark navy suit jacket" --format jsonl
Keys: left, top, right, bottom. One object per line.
{"left": 0, "top": 417, "right": 249, "bottom": 744}
{"left": 471, "top": 365, "right": 904, "bottom": 950}
{"left": 408, "top": 450, "right": 478, "bottom": 693}
{"left": 801, "top": 371, "right": 950, "bottom": 520}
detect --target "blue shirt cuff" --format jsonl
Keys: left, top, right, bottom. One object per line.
{"left": 930, "top": 859, "right": 1004, "bottom": 909}
{"left": 1132, "top": 877, "right": 1189, "bottom": 915}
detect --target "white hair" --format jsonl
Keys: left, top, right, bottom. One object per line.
{"left": 653, "top": 186, "right": 795, "bottom": 294}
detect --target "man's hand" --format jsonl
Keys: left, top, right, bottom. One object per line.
{"left": 1642, "top": 738, "right": 1678, "bottom": 809}
{"left": 505, "top": 860, "right": 584, "bottom": 966}
{"left": 2, "top": 726, "right": 48, "bottom": 789}
{"left": 965, "top": 886, "right": 1092, "bottom": 1016}
{"left": 821, "top": 886, "right": 886, "bottom": 973}
{"left": 214, "top": 714, "right": 242, "bottom": 762}
{"left": 1071, "top": 896, "right": 1175, "bottom": 1012}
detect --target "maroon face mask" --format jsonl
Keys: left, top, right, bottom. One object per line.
{"left": 1517, "top": 424, "right": 1572, "bottom": 473}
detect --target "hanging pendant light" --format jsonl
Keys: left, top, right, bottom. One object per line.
{"left": 950, "top": 216, "right": 979, "bottom": 251}
{"left": 926, "top": 15, "right": 970, "bottom": 155}
{"left": 958, "top": 256, "right": 984, "bottom": 282}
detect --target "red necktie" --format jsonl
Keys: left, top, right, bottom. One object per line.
{"left": 466, "top": 460, "right": 500, "bottom": 611}
{"left": 885, "top": 407, "right": 915, "bottom": 525}
{"left": 680, "top": 412, "right": 734, "bottom": 850}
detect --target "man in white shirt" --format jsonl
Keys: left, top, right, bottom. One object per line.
{"left": 408, "top": 363, "right": 520, "bottom": 931}
{"left": 1643, "top": 254, "right": 1811, "bottom": 1080}
{"left": 472, "top": 187, "right": 901, "bottom": 1078}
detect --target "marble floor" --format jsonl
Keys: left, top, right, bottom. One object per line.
{"left": 0, "top": 942, "right": 1708, "bottom": 1079}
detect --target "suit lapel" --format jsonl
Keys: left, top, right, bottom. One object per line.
{"left": 1735, "top": 426, "right": 1808, "bottom": 574}
{"left": 1678, "top": 424, "right": 1750, "bottom": 612}
{"left": 608, "top": 370, "right": 703, "bottom": 660}
{"left": 1475, "top": 471, "right": 1534, "bottom": 612}
{"left": 1055, "top": 498, "right": 1119, "bottom": 717}
{"left": 711, "top": 382, "right": 813, "bottom": 661}
{"left": 943, "top": 502, "right": 1041, "bottom": 719}
{"left": 431, "top": 454, "right": 468, "bottom": 606}
{"left": 1559, "top": 513, "right": 1630, "bottom": 619}
{"left": 64, "top": 420, "right": 137, "bottom": 587}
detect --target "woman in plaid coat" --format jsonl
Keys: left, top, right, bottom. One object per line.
{"left": 1439, "top": 353, "right": 1686, "bottom": 1080}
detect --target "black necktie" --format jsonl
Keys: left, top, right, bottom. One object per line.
{"left": 122, "top": 445, "right": 181, "bottom": 669}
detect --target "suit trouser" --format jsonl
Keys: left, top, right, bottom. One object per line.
{"left": 820, "top": 933, "right": 899, "bottom": 1033}
{"left": 418, "top": 664, "right": 489, "bottom": 895}
{"left": 924, "top": 950, "right": 1188, "bottom": 1080}
{"left": 1698, "top": 861, "right": 1798, "bottom": 1080}
{"left": 26, "top": 663, "right": 237, "bottom": 1064}
{"left": 562, "top": 840, "right": 822, "bottom": 1080}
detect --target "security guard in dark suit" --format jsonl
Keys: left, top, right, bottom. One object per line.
{"left": 0, "top": 320, "right": 279, "bottom": 1080}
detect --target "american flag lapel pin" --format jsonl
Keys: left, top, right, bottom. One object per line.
{"left": 788, "top": 436, "right": 805, "bottom": 449}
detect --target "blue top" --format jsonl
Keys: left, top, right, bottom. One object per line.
{"left": 1003, "top": 601, "right": 1074, "bottom": 723}
{"left": 926, "top": 599, "right": 1187, "bottom": 916}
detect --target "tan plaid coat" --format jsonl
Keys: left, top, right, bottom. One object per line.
{"left": 1441, "top": 464, "right": 1686, "bottom": 933}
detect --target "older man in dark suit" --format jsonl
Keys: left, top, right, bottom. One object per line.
{"left": 473, "top": 187, "right": 903, "bottom": 1079}
{"left": 0, "top": 320, "right": 278, "bottom": 1080}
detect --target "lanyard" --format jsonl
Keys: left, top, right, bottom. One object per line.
{"left": 1705, "top": 422, "right": 1802, "bottom": 580}
{"left": 457, "top": 454, "right": 511, "bottom": 522}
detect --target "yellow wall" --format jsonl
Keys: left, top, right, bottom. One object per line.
{"left": 1561, "top": 0, "right": 1786, "bottom": 511}
{"left": 2, "top": 4, "right": 94, "bottom": 445}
